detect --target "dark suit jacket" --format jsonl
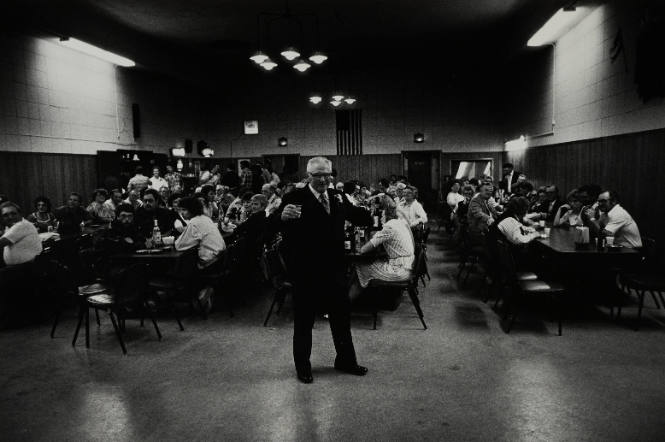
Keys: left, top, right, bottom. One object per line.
{"left": 274, "top": 186, "right": 371, "bottom": 287}
{"left": 499, "top": 171, "right": 521, "bottom": 193}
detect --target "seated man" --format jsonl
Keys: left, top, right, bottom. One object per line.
{"left": 175, "top": 196, "right": 226, "bottom": 271}
{"left": 232, "top": 194, "right": 268, "bottom": 257}
{"left": 54, "top": 192, "right": 91, "bottom": 235}
{"left": 467, "top": 182, "right": 498, "bottom": 244}
{"left": 134, "top": 189, "right": 176, "bottom": 239}
{"left": 94, "top": 204, "right": 144, "bottom": 254}
{"left": 1, "top": 202, "right": 42, "bottom": 267}
{"left": 586, "top": 190, "right": 642, "bottom": 248}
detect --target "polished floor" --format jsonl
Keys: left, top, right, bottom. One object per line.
{"left": 1, "top": 231, "right": 665, "bottom": 441}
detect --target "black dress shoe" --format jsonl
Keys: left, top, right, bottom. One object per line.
{"left": 296, "top": 369, "right": 313, "bottom": 384}
{"left": 334, "top": 363, "right": 368, "bottom": 376}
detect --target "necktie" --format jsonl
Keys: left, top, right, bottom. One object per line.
{"left": 319, "top": 194, "right": 330, "bottom": 214}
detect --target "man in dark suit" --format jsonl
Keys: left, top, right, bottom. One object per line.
{"left": 275, "top": 157, "right": 372, "bottom": 383}
{"left": 498, "top": 163, "right": 521, "bottom": 195}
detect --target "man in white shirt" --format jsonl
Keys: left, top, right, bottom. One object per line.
{"left": 588, "top": 190, "right": 642, "bottom": 248}
{"left": 149, "top": 167, "right": 169, "bottom": 191}
{"left": 103, "top": 189, "right": 124, "bottom": 213}
{"left": 262, "top": 183, "right": 282, "bottom": 216}
{"left": 1, "top": 202, "right": 42, "bottom": 267}
{"left": 127, "top": 166, "right": 151, "bottom": 192}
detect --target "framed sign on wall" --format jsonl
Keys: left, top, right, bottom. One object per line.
{"left": 244, "top": 120, "right": 259, "bottom": 135}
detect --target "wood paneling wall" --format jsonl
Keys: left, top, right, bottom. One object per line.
{"left": 298, "top": 155, "right": 403, "bottom": 187}
{"left": 0, "top": 152, "right": 97, "bottom": 213}
{"left": 505, "top": 128, "right": 665, "bottom": 243}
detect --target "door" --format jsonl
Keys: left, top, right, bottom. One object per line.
{"left": 402, "top": 151, "right": 440, "bottom": 211}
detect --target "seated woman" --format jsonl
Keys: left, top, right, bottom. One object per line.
{"left": 489, "top": 197, "right": 540, "bottom": 246}
{"left": 397, "top": 185, "right": 428, "bottom": 227}
{"left": 200, "top": 184, "right": 220, "bottom": 220}
{"left": 349, "top": 196, "right": 415, "bottom": 301}
{"left": 553, "top": 191, "right": 584, "bottom": 228}
{"left": 175, "top": 197, "right": 226, "bottom": 271}
{"left": 86, "top": 189, "right": 115, "bottom": 223}
{"left": 26, "top": 196, "right": 56, "bottom": 233}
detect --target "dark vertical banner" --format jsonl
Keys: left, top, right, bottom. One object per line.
{"left": 336, "top": 109, "right": 362, "bottom": 155}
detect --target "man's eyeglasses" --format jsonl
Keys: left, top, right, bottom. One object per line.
{"left": 1, "top": 211, "right": 18, "bottom": 217}
{"left": 597, "top": 198, "right": 609, "bottom": 203}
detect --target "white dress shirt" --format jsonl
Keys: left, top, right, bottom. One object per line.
{"left": 602, "top": 204, "right": 642, "bottom": 248}
{"left": 397, "top": 200, "right": 428, "bottom": 226}
{"left": 497, "top": 216, "right": 539, "bottom": 245}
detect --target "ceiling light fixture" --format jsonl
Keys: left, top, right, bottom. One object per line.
{"left": 344, "top": 97, "right": 356, "bottom": 105}
{"left": 260, "top": 59, "right": 278, "bottom": 71}
{"left": 278, "top": 137, "right": 288, "bottom": 147}
{"left": 527, "top": 6, "right": 592, "bottom": 47}
{"left": 250, "top": 7, "right": 328, "bottom": 73}
{"left": 58, "top": 37, "right": 135, "bottom": 67}
{"left": 308, "top": 52, "right": 328, "bottom": 64}
{"left": 330, "top": 100, "right": 342, "bottom": 107}
{"left": 281, "top": 47, "right": 300, "bottom": 61}
{"left": 249, "top": 51, "right": 269, "bottom": 64}
{"left": 293, "top": 60, "right": 311, "bottom": 72}
{"left": 309, "top": 95, "right": 322, "bottom": 104}
{"left": 332, "top": 94, "right": 344, "bottom": 101}
{"left": 414, "top": 133, "right": 425, "bottom": 143}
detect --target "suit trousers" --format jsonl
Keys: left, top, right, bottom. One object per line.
{"left": 292, "top": 280, "right": 357, "bottom": 370}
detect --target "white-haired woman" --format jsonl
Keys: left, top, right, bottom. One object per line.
{"left": 349, "top": 196, "right": 415, "bottom": 300}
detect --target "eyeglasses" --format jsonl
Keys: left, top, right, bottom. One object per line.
{"left": 597, "top": 198, "right": 609, "bottom": 203}
{"left": 2, "top": 211, "right": 18, "bottom": 216}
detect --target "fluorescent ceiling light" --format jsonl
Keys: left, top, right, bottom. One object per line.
{"left": 58, "top": 37, "right": 135, "bottom": 67}
{"left": 308, "top": 52, "right": 328, "bottom": 64}
{"left": 527, "top": 7, "right": 592, "bottom": 47}
{"left": 505, "top": 135, "right": 527, "bottom": 151}
{"left": 281, "top": 47, "right": 300, "bottom": 61}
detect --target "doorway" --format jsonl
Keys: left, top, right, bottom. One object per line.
{"left": 402, "top": 150, "right": 441, "bottom": 211}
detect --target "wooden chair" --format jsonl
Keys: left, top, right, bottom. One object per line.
{"left": 262, "top": 241, "right": 293, "bottom": 326}
{"left": 146, "top": 248, "right": 199, "bottom": 324}
{"left": 366, "top": 246, "right": 428, "bottom": 330}
{"left": 72, "top": 264, "right": 161, "bottom": 354}
{"left": 617, "top": 237, "right": 665, "bottom": 329}
{"left": 496, "top": 239, "right": 565, "bottom": 336}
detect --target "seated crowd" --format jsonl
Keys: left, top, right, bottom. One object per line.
{"left": 0, "top": 161, "right": 430, "bottom": 323}
{"left": 445, "top": 162, "right": 642, "bottom": 250}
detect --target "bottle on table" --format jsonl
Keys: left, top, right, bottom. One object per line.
{"left": 344, "top": 225, "right": 355, "bottom": 252}
{"left": 152, "top": 219, "right": 162, "bottom": 247}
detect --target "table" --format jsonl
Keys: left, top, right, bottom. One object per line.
{"left": 534, "top": 228, "right": 641, "bottom": 267}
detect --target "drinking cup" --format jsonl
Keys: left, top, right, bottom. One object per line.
{"left": 293, "top": 204, "right": 302, "bottom": 219}
{"left": 605, "top": 236, "right": 614, "bottom": 246}
{"left": 543, "top": 227, "right": 551, "bottom": 238}
{"left": 539, "top": 220, "right": 545, "bottom": 228}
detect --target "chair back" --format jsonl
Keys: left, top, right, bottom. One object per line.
{"left": 639, "top": 237, "right": 661, "bottom": 269}
{"left": 495, "top": 239, "right": 518, "bottom": 281}
{"left": 172, "top": 248, "right": 200, "bottom": 278}
{"left": 112, "top": 263, "right": 150, "bottom": 309}
{"left": 410, "top": 246, "right": 427, "bottom": 285}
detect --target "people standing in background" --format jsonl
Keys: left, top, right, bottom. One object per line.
{"left": 127, "top": 166, "right": 150, "bottom": 193}
{"left": 164, "top": 164, "right": 183, "bottom": 192}
{"left": 26, "top": 196, "right": 56, "bottom": 233}
{"left": 499, "top": 163, "right": 521, "bottom": 195}
{"left": 250, "top": 163, "right": 265, "bottom": 195}
{"left": 149, "top": 167, "right": 168, "bottom": 191}
{"left": 86, "top": 189, "right": 115, "bottom": 223}
{"left": 239, "top": 160, "right": 253, "bottom": 193}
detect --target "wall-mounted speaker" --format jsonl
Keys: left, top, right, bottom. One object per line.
{"left": 184, "top": 138, "right": 193, "bottom": 153}
{"left": 132, "top": 103, "right": 141, "bottom": 139}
